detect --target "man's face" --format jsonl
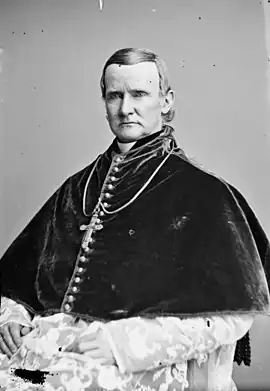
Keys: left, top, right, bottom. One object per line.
{"left": 104, "top": 62, "right": 171, "bottom": 143}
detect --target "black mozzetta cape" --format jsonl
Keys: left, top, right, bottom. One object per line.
{"left": 0, "top": 126, "right": 269, "bottom": 365}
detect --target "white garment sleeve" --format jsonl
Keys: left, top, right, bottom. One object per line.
{"left": 0, "top": 297, "right": 32, "bottom": 327}
{"left": 103, "top": 314, "right": 254, "bottom": 374}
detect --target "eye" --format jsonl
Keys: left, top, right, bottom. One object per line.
{"left": 132, "top": 90, "right": 148, "bottom": 98}
{"left": 106, "top": 92, "right": 121, "bottom": 101}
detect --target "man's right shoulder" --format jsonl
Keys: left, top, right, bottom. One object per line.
{"left": 52, "top": 154, "right": 102, "bottom": 199}
{"left": 66, "top": 154, "right": 102, "bottom": 185}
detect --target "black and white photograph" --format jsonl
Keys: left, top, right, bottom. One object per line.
{"left": 0, "top": 1, "right": 270, "bottom": 390}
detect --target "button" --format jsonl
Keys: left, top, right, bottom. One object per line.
{"left": 72, "top": 286, "right": 79, "bottom": 293}
{"left": 113, "top": 166, "right": 119, "bottom": 172}
{"left": 95, "top": 224, "right": 103, "bottom": 231}
{"left": 74, "top": 277, "right": 82, "bottom": 283}
{"left": 111, "top": 284, "right": 116, "bottom": 291}
{"left": 81, "top": 242, "right": 88, "bottom": 250}
{"left": 64, "top": 304, "right": 71, "bottom": 312}
{"left": 80, "top": 256, "right": 87, "bottom": 262}
{"left": 84, "top": 247, "right": 90, "bottom": 253}
{"left": 107, "top": 184, "right": 114, "bottom": 190}
{"left": 96, "top": 218, "right": 101, "bottom": 224}
{"left": 83, "top": 238, "right": 94, "bottom": 247}
{"left": 67, "top": 295, "right": 75, "bottom": 302}
{"left": 103, "top": 202, "right": 110, "bottom": 208}
{"left": 77, "top": 267, "right": 84, "bottom": 273}
{"left": 110, "top": 176, "right": 117, "bottom": 182}
{"left": 99, "top": 211, "right": 105, "bottom": 216}
{"left": 105, "top": 193, "right": 112, "bottom": 199}
{"left": 115, "top": 156, "right": 122, "bottom": 163}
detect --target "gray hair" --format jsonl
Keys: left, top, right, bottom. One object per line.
{"left": 100, "top": 48, "right": 175, "bottom": 123}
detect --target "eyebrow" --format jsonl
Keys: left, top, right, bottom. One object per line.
{"left": 106, "top": 89, "right": 151, "bottom": 95}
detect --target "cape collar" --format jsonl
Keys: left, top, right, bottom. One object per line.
{"left": 104, "top": 125, "right": 177, "bottom": 162}
{"left": 83, "top": 125, "right": 179, "bottom": 218}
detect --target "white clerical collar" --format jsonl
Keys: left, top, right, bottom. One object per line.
{"left": 116, "top": 141, "right": 137, "bottom": 153}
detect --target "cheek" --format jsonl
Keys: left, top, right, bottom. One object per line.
{"left": 140, "top": 101, "right": 161, "bottom": 117}
{"left": 106, "top": 104, "right": 118, "bottom": 119}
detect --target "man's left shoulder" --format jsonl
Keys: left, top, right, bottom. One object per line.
{"left": 169, "top": 152, "right": 233, "bottom": 199}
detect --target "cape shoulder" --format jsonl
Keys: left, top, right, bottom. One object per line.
{"left": 170, "top": 149, "right": 241, "bottom": 206}
{"left": 171, "top": 150, "right": 270, "bottom": 275}
{"left": 171, "top": 149, "right": 254, "bottom": 210}
{"left": 0, "top": 155, "right": 101, "bottom": 260}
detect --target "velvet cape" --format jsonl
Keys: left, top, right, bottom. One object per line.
{"left": 0, "top": 126, "right": 269, "bottom": 366}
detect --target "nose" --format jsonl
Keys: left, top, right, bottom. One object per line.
{"left": 119, "top": 95, "right": 134, "bottom": 116}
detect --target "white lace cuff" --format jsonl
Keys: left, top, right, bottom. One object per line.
{"left": 0, "top": 297, "right": 32, "bottom": 327}
{"left": 104, "top": 314, "right": 255, "bottom": 374}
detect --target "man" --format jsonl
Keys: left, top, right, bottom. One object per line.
{"left": 0, "top": 47, "right": 269, "bottom": 390}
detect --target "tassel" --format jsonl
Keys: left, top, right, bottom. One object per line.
{"left": 234, "top": 331, "right": 251, "bottom": 366}
{"left": 243, "top": 332, "right": 251, "bottom": 366}
{"left": 234, "top": 339, "right": 243, "bottom": 365}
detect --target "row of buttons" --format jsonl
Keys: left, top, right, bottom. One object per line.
{"left": 100, "top": 156, "right": 122, "bottom": 209}
{"left": 102, "top": 161, "right": 120, "bottom": 208}
{"left": 63, "top": 155, "right": 124, "bottom": 313}
{"left": 64, "top": 259, "right": 86, "bottom": 310}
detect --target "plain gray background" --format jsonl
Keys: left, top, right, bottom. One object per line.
{"left": 0, "top": 1, "right": 269, "bottom": 389}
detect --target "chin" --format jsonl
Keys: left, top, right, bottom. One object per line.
{"left": 113, "top": 124, "right": 146, "bottom": 142}
{"left": 117, "top": 134, "right": 140, "bottom": 143}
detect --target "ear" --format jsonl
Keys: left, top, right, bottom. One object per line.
{"left": 161, "top": 90, "right": 175, "bottom": 114}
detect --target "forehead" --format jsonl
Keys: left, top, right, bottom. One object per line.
{"left": 104, "top": 62, "right": 159, "bottom": 90}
